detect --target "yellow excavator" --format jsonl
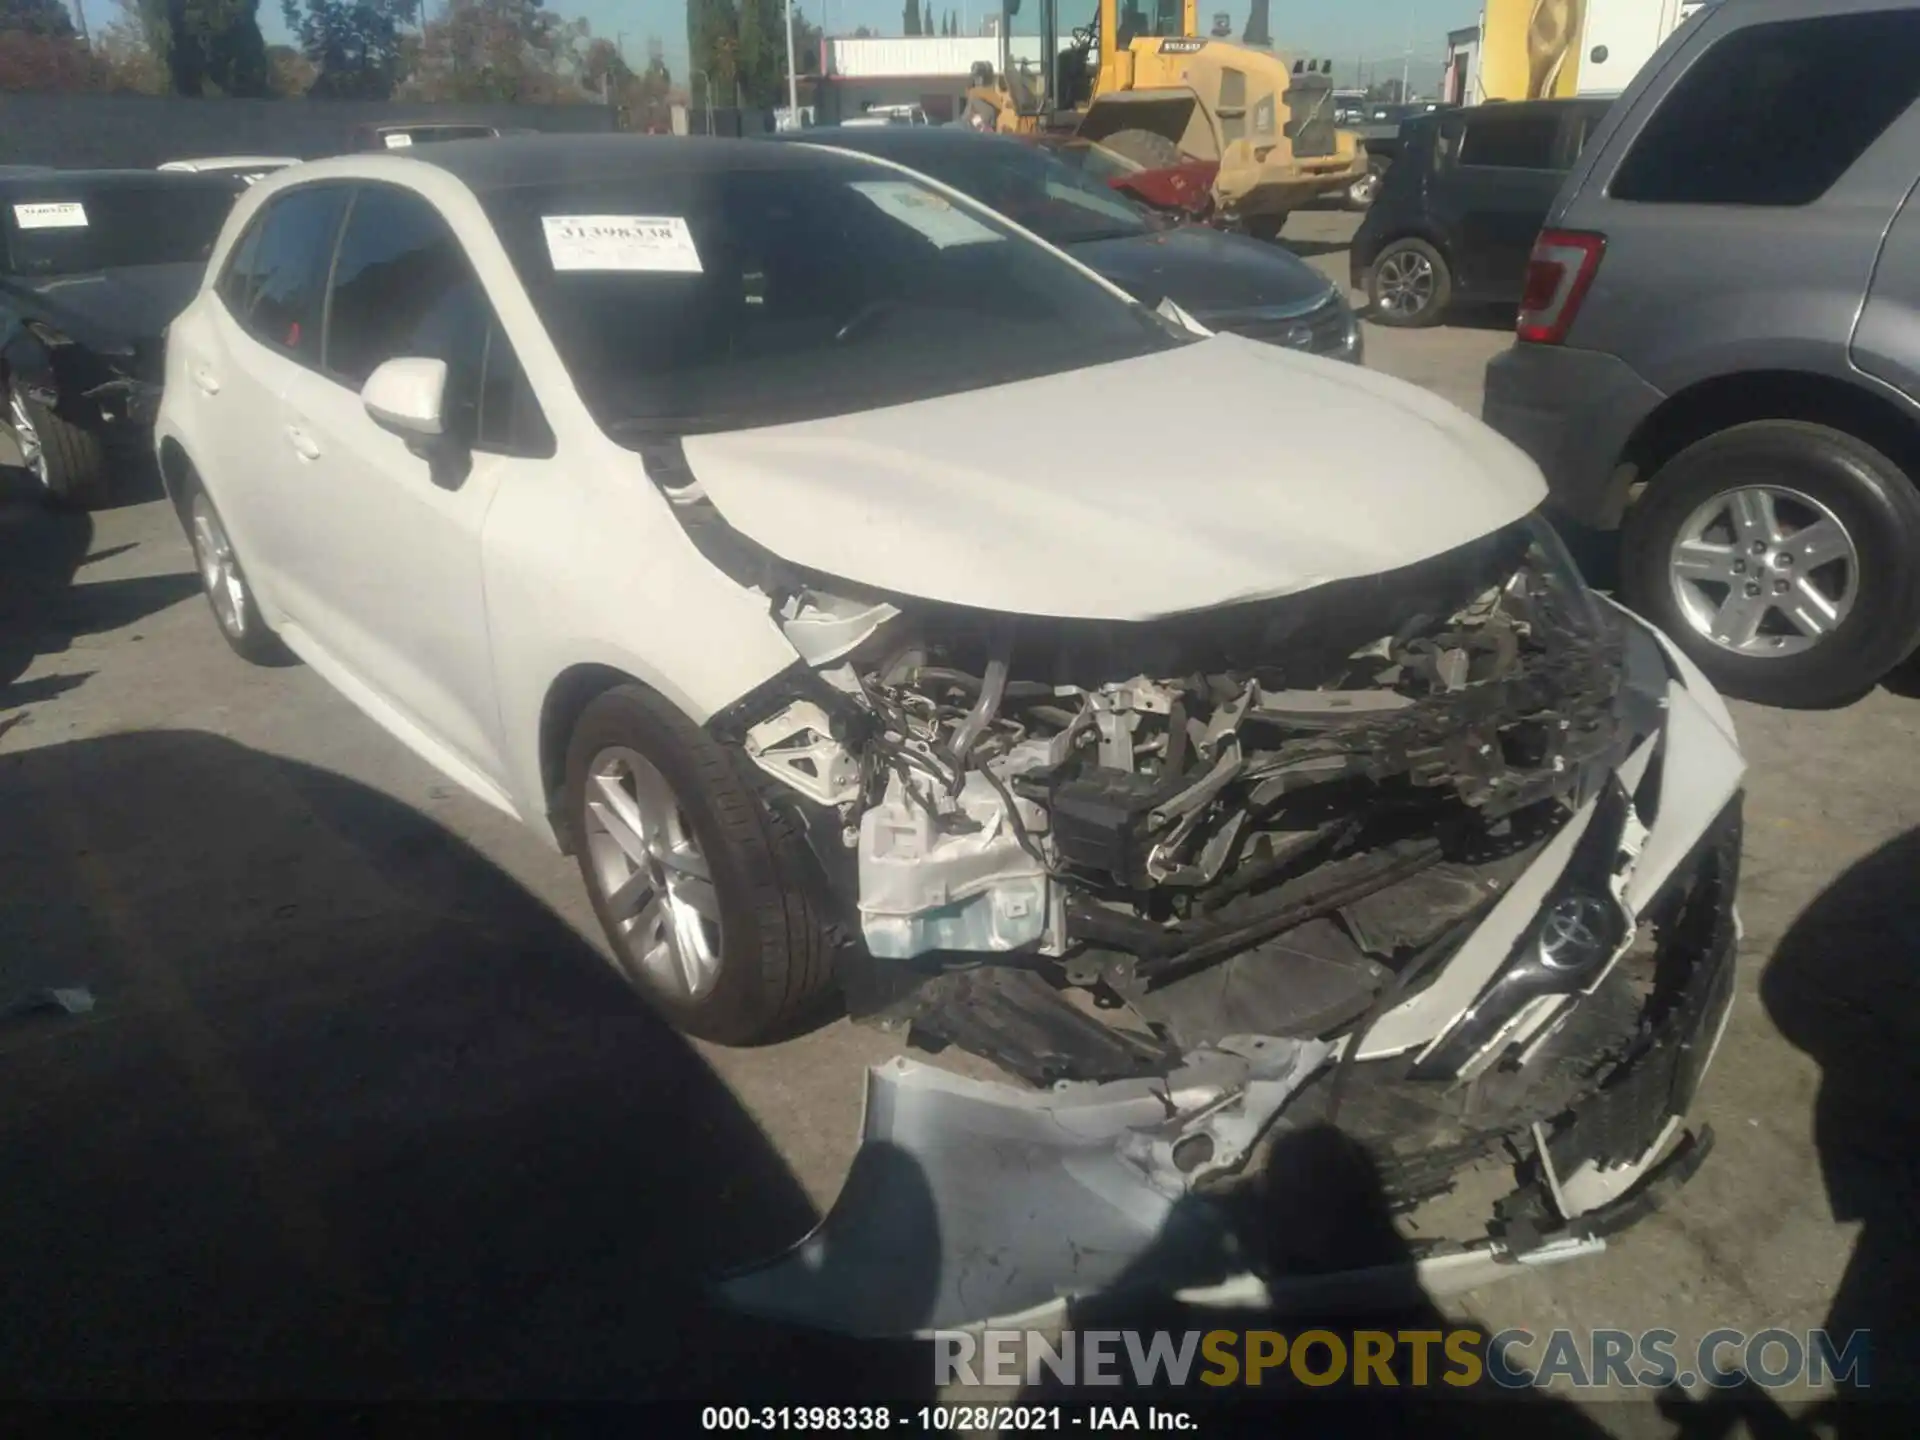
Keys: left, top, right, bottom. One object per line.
{"left": 964, "top": 0, "right": 1366, "bottom": 238}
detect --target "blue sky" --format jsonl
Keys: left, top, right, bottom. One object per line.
{"left": 255, "top": 0, "right": 1464, "bottom": 93}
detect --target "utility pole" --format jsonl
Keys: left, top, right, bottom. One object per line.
{"left": 692, "top": 66, "right": 715, "bottom": 134}
{"left": 785, "top": 0, "right": 801, "bottom": 120}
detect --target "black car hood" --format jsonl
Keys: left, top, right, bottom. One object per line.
{"left": 1068, "top": 226, "right": 1332, "bottom": 319}
{"left": 3, "top": 262, "right": 205, "bottom": 354}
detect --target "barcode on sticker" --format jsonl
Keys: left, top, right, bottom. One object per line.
{"left": 542, "top": 215, "right": 703, "bottom": 273}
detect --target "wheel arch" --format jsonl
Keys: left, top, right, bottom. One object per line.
{"left": 156, "top": 434, "right": 198, "bottom": 528}
{"left": 1621, "top": 370, "right": 1920, "bottom": 515}
{"left": 537, "top": 662, "right": 657, "bottom": 854}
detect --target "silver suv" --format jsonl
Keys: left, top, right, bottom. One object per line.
{"left": 1483, "top": 0, "right": 1920, "bottom": 708}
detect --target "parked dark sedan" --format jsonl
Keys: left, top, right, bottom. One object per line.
{"left": 1351, "top": 98, "right": 1611, "bottom": 328}
{"left": 2, "top": 168, "right": 244, "bottom": 507}
{"left": 780, "top": 127, "right": 1364, "bottom": 362}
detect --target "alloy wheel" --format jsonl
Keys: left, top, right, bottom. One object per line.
{"left": 1374, "top": 249, "right": 1434, "bottom": 318}
{"left": 1667, "top": 484, "right": 1860, "bottom": 658}
{"left": 190, "top": 493, "right": 250, "bottom": 640}
{"left": 581, "top": 746, "right": 724, "bottom": 1002}
{"left": 7, "top": 384, "right": 47, "bottom": 489}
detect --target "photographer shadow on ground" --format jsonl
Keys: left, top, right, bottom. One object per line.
{"left": 1759, "top": 827, "right": 1920, "bottom": 1431}
{"left": 0, "top": 728, "right": 935, "bottom": 1399}
{"left": 1013, "top": 1123, "right": 1622, "bottom": 1438}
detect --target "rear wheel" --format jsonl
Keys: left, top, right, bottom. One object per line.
{"left": 1620, "top": 421, "right": 1920, "bottom": 707}
{"left": 565, "top": 684, "right": 838, "bottom": 1044}
{"left": 188, "top": 487, "right": 287, "bottom": 665}
{"left": 1367, "top": 237, "right": 1451, "bottom": 327}
{"left": 1096, "top": 127, "right": 1182, "bottom": 171}
{"left": 7, "top": 379, "right": 109, "bottom": 510}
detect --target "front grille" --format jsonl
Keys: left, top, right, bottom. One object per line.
{"left": 1213, "top": 293, "right": 1350, "bottom": 355}
{"left": 1283, "top": 74, "right": 1336, "bottom": 158}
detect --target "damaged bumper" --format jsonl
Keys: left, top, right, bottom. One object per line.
{"left": 720, "top": 603, "right": 1745, "bottom": 1335}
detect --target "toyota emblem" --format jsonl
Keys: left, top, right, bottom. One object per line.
{"left": 1537, "top": 893, "right": 1614, "bottom": 972}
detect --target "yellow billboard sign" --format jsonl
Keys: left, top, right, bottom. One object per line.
{"left": 1480, "top": 0, "right": 1587, "bottom": 100}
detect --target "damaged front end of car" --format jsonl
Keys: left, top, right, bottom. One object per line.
{"left": 660, "top": 452, "right": 1744, "bottom": 1336}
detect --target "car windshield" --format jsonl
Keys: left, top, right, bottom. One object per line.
{"left": 482, "top": 158, "right": 1189, "bottom": 440}
{"left": 3, "top": 181, "right": 238, "bottom": 277}
{"left": 876, "top": 139, "right": 1157, "bottom": 246}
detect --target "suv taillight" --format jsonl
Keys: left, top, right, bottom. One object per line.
{"left": 1516, "top": 230, "right": 1606, "bottom": 345}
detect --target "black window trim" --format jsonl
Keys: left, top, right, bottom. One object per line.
{"left": 313, "top": 179, "right": 554, "bottom": 461}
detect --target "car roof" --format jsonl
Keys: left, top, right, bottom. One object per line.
{"left": 0, "top": 168, "right": 244, "bottom": 196}
{"left": 397, "top": 134, "right": 879, "bottom": 192}
{"left": 776, "top": 127, "right": 1022, "bottom": 159}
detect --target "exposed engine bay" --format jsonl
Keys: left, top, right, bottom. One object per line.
{"left": 715, "top": 513, "right": 1638, "bottom": 1067}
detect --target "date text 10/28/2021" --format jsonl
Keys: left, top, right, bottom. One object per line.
{"left": 701, "top": 1407, "right": 1194, "bottom": 1431}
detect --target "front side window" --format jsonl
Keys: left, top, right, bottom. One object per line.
{"left": 4, "top": 180, "right": 239, "bottom": 278}
{"left": 1457, "top": 111, "right": 1560, "bottom": 170}
{"left": 324, "top": 184, "right": 547, "bottom": 454}
{"left": 481, "top": 156, "right": 1188, "bottom": 443}
{"left": 1610, "top": 10, "right": 1920, "bottom": 206}
{"left": 234, "top": 185, "right": 351, "bottom": 362}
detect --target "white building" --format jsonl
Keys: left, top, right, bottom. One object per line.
{"left": 814, "top": 34, "right": 1067, "bottom": 126}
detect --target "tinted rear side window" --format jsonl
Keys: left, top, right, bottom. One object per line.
{"left": 233, "top": 186, "right": 350, "bottom": 362}
{"left": 1458, "top": 110, "right": 1560, "bottom": 169}
{"left": 1610, "top": 10, "right": 1920, "bottom": 206}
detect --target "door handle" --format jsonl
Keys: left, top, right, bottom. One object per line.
{"left": 285, "top": 425, "right": 321, "bottom": 461}
{"left": 190, "top": 365, "right": 221, "bottom": 396}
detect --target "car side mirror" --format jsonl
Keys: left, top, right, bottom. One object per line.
{"left": 361, "top": 356, "right": 470, "bottom": 487}
{"left": 362, "top": 356, "right": 446, "bottom": 437}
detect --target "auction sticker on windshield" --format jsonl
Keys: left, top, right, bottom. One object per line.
{"left": 384, "top": 133, "right": 414, "bottom": 148}
{"left": 12, "top": 202, "right": 88, "bottom": 230}
{"left": 848, "top": 181, "right": 1002, "bottom": 249}
{"left": 542, "top": 214, "right": 704, "bottom": 273}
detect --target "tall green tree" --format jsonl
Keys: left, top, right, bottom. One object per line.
{"left": 902, "top": 0, "right": 917, "bottom": 36}
{"left": 281, "top": 0, "right": 413, "bottom": 98}
{"left": 689, "top": 0, "right": 740, "bottom": 108}
{"left": 920, "top": 1, "right": 931, "bottom": 37}
{"left": 138, "top": 0, "right": 271, "bottom": 95}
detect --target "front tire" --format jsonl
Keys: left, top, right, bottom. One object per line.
{"left": 1620, "top": 421, "right": 1920, "bottom": 707}
{"left": 1367, "top": 237, "right": 1451, "bottom": 327}
{"left": 565, "top": 684, "right": 836, "bottom": 1045}
{"left": 8, "top": 379, "right": 109, "bottom": 510}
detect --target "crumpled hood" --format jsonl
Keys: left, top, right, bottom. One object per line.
{"left": 1069, "top": 225, "right": 1333, "bottom": 317}
{"left": 678, "top": 334, "right": 1547, "bottom": 621}
{"left": 7, "top": 263, "right": 205, "bottom": 354}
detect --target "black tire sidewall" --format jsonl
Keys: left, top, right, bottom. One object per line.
{"left": 1621, "top": 422, "right": 1920, "bottom": 707}
{"left": 1367, "top": 237, "right": 1450, "bottom": 327}
{"left": 16, "top": 386, "right": 108, "bottom": 511}
{"left": 563, "top": 685, "right": 801, "bottom": 1045}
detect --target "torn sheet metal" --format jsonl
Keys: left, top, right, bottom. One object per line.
{"left": 718, "top": 1039, "right": 1330, "bottom": 1336}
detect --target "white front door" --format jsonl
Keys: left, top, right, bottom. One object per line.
{"left": 269, "top": 183, "right": 546, "bottom": 793}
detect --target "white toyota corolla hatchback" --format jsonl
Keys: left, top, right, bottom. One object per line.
{"left": 157, "top": 136, "right": 1747, "bottom": 1333}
